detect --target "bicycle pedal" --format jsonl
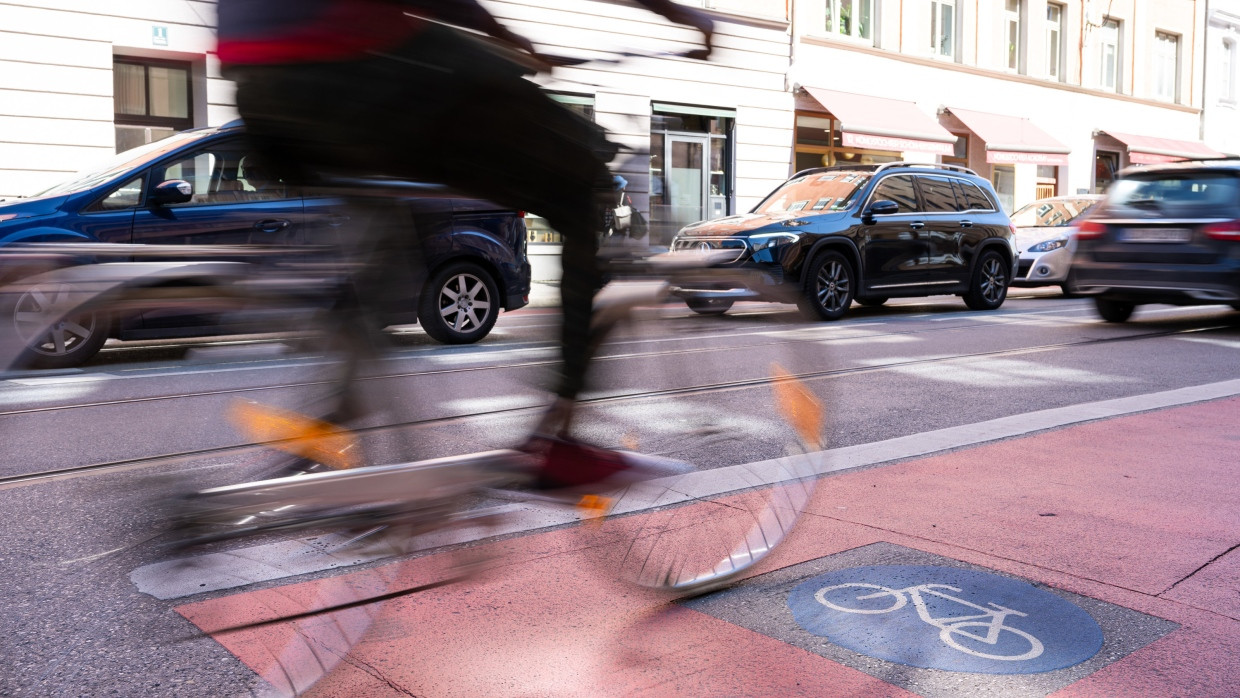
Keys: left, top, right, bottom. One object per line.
{"left": 228, "top": 400, "right": 358, "bottom": 470}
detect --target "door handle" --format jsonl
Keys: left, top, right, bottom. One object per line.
{"left": 959, "top": 219, "right": 974, "bottom": 228}
{"left": 254, "top": 218, "right": 290, "bottom": 233}
{"left": 327, "top": 214, "right": 350, "bottom": 227}
{"left": 908, "top": 221, "right": 925, "bottom": 229}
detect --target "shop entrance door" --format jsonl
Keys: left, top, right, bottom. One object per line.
{"left": 664, "top": 133, "right": 713, "bottom": 234}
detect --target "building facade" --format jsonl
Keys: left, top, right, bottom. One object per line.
{"left": 2, "top": 0, "right": 1232, "bottom": 257}
{"left": 1203, "top": 0, "right": 1240, "bottom": 155}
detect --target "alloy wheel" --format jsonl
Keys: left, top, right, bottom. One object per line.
{"left": 438, "top": 273, "right": 493, "bottom": 334}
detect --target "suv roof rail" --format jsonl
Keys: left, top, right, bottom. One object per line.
{"left": 873, "top": 162, "right": 979, "bottom": 176}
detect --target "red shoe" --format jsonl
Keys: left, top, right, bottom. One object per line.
{"left": 519, "top": 435, "right": 631, "bottom": 491}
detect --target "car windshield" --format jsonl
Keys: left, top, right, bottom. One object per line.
{"left": 1106, "top": 172, "right": 1240, "bottom": 215}
{"left": 1010, "top": 198, "right": 1101, "bottom": 227}
{"left": 754, "top": 171, "right": 873, "bottom": 215}
{"left": 34, "top": 131, "right": 209, "bottom": 197}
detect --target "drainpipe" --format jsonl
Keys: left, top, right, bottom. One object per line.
{"left": 1201, "top": 0, "right": 1211, "bottom": 142}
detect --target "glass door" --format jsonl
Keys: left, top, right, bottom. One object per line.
{"left": 666, "top": 134, "right": 710, "bottom": 231}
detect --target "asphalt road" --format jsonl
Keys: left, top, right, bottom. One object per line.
{"left": 2, "top": 290, "right": 1239, "bottom": 696}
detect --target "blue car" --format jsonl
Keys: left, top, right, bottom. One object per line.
{"left": 0, "top": 121, "right": 530, "bottom": 368}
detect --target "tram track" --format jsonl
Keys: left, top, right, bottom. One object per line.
{"left": 0, "top": 321, "right": 1226, "bottom": 488}
{"left": 0, "top": 306, "right": 1101, "bottom": 419}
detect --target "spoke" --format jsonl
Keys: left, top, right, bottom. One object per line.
{"left": 51, "top": 328, "right": 67, "bottom": 354}
{"left": 463, "top": 278, "right": 482, "bottom": 300}
{"left": 452, "top": 310, "right": 464, "bottom": 331}
{"left": 465, "top": 309, "right": 481, "bottom": 328}
{"left": 441, "top": 285, "right": 460, "bottom": 302}
{"left": 29, "top": 289, "right": 51, "bottom": 311}
{"left": 63, "top": 321, "right": 91, "bottom": 338}
{"left": 440, "top": 305, "right": 456, "bottom": 318}
{"left": 472, "top": 300, "right": 491, "bottom": 310}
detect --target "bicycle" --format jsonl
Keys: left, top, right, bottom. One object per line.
{"left": 815, "top": 581, "right": 1045, "bottom": 661}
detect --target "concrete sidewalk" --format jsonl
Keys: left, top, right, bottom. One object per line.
{"left": 178, "top": 397, "right": 1240, "bottom": 697}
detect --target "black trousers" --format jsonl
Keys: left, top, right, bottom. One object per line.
{"left": 230, "top": 24, "right": 616, "bottom": 399}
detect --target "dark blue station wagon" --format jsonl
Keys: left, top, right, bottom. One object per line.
{"left": 0, "top": 121, "right": 530, "bottom": 367}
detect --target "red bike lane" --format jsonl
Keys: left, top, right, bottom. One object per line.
{"left": 177, "top": 396, "right": 1240, "bottom": 697}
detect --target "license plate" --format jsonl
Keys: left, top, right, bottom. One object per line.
{"left": 1120, "top": 227, "right": 1193, "bottom": 243}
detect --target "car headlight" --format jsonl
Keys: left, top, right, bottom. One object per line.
{"left": 749, "top": 232, "right": 800, "bottom": 251}
{"left": 1029, "top": 237, "right": 1068, "bottom": 253}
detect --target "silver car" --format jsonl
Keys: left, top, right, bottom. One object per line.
{"left": 1010, "top": 195, "right": 1103, "bottom": 294}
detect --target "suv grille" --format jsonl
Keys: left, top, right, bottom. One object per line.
{"left": 671, "top": 237, "right": 747, "bottom": 262}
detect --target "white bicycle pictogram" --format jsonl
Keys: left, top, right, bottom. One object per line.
{"left": 814, "top": 582, "right": 1045, "bottom": 661}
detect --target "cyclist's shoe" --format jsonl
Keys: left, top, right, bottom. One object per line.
{"left": 517, "top": 435, "right": 691, "bottom": 495}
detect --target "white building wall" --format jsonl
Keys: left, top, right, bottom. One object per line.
{"left": 1204, "top": 1, "right": 1240, "bottom": 155}
{"left": 0, "top": 1, "right": 231, "bottom": 200}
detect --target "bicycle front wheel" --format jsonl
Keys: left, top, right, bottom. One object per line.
{"left": 814, "top": 583, "right": 906, "bottom": 614}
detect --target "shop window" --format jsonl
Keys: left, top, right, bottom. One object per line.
{"left": 794, "top": 112, "right": 902, "bottom": 174}
{"left": 1222, "top": 38, "right": 1237, "bottom": 104}
{"left": 649, "top": 105, "right": 734, "bottom": 245}
{"left": 824, "top": 0, "right": 874, "bottom": 42}
{"left": 113, "top": 57, "right": 192, "bottom": 153}
{"left": 942, "top": 133, "right": 969, "bottom": 167}
{"left": 1094, "top": 150, "right": 1120, "bottom": 193}
{"left": 525, "top": 94, "right": 596, "bottom": 245}
{"left": 991, "top": 165, "right": 1015, "bottom": 213}
{"left": 1036, "top": 164, "right": 1058, "bottom": 199}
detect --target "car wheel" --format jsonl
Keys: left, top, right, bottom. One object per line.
{"left": 7, "top": 282, "right": 110, "bottom": 369}
{"left": 418, "top": 261, "right": 500, "bottom": 344}
{"left": 963, "top": 250, "right": 1009, "bottom": 311}
{"left": 856, "top": 296, "right": 888, "bottom": 307}
{"left": 1095, "top": 297, "right": 1136, "bottom": 323}
{"left": 685, "top": 298, "right": 733, "bottom": 315}
{"left": 797, "top": 250, "right": 855, "bottom": 321}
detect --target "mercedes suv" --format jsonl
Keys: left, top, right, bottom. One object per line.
{"left": 670, "top": 163, "right": 1016, "bottom": 320}
{"left": 1070, "top": 158, "right": 1240, "bottom": 322}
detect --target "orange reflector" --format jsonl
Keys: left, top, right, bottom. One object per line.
{"left": 771, "top": 363, "right": 824, "bottom": 450}
{"left": 577, "top": 494, "right": 613, "bottom": 525}
{"left": 228, "top": 400, "right": 358, "bottom": 470}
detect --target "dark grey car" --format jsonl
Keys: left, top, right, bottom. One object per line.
{"left": 1069, "top": 159, "right": 1240, "bottom": 322}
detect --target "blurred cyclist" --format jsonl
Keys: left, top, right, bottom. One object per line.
{"left": 216, "top": 0, "right": 714, "bottom": 487}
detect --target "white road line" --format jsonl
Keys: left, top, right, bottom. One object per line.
{"left": 129, "top": 377, "right": 1240, "bottom": 600}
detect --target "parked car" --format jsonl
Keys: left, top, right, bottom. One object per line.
{"left": 1009, "top": 195, "right": 1103, "bottom": 294}
{"left": 670, "top": 163, "right": 1016, "bottom": 320}
{"left": 1069, "top": 158, "right": 1240, "bottom": 322}
{"left": 0, "top": 121, "right": 530, "bottom": 368}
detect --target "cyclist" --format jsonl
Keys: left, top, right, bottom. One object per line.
{"left": 216, "top": 0, "right": 715, "bottom": 488}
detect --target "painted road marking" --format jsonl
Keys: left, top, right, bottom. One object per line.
{"left": 790, "top": 565, "right": 1102, "bottom": 673}
{"left": 130, "top": 378, "right": 1240, "bottom": 600}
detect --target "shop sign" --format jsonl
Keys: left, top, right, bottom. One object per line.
{"left": 841, "top": 131, "right": 955, "bottom": 156}
{"left": 988, "top": 150, "right": 1070, "bottom": 166}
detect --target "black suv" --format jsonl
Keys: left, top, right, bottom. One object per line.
{"left": 1070, "top": 158, "right": 1240, "bottom": 322}
{"left": 670, "top": 163, "right": 1016, "bottom": 320}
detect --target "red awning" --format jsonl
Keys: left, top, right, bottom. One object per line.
{"left": 802, "top": 87, "right": 957, "bottom": 156}
{"left": 1099, "top": 131, "right": 1225, "bottom": 164}
{"left": 945, "top": 107, "right": 1070, "bottom": 166}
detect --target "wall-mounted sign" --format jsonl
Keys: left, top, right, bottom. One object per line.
{"left": 152, "top": 25, "right": 169, "bottom": 46}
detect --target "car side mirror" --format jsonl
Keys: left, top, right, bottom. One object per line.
{"left": 863, "top": 199, "right": 900, "bottom": 223}
{"left": 150, "top": 179, "right": 193, "bottom": 206}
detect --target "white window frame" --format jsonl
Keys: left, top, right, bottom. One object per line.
{"left": 1153, "top": 31, "right": 1180, "bottom": 103}
{"left": 1098, "top": 18, "right": 1122, "bottom": 93}
{"left": 823, "top": 0, "right": 876, "bottom": 43}
{"left": 1222, "top": 38, "right": 1237, "bottom": 105}
{"left": 1045, "top": 3, "right": 1065, "bottom": 81}
{"left": 930, "top": 0, "right": 958, "bottom": 60}
{"left": 1004, "top": 0, "right": 1023, "bottom": 72}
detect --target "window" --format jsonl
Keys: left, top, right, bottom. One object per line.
{"left": 1094, "top": 150, "right": 1120, "bottom": 193}
{"left": 824, "top": 0, "right": 873, "bottom": 41}
{"left": 1221, "top": 38, "right": 1237, "bottom": 104}
{"left": 919, "top": 176, "right": 959, "bottom": 212}
{"left": 955, "top": 180, "right": 996, "bottom": 211}
{"left": 870, "top": 175, "right": 919, "bottom": 212}
{"left": 1046, "top": 3, "right": 1065, "bottom": 81}
{"left": 1004, "top": 0, "right": 1023, "bottom": 72}
{"left": 96, "top": 176, "right": 145, "bottom": 211}
{"left": 1153, "top": 32, "right": 1180, "bottom": 103}
{"left": 113, "top": 57, "right": 192, "bottom": 153}
{"left": 794, "top": 112, "right": 902, "bottom": 172}
{"left": 157, "top": 142, "right": 290, "bottom": 207}
{"left": 991, "top": 165, "right": 1015, "bottom": 213}
{"left": 930, "top": 0, "right": 956, "bottom": 58}
{"left": 649, "top": 107, "right": 734, "bottom": 245}
{"left": 1098, "top": 18, "right": 1121, "bottom": 92}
